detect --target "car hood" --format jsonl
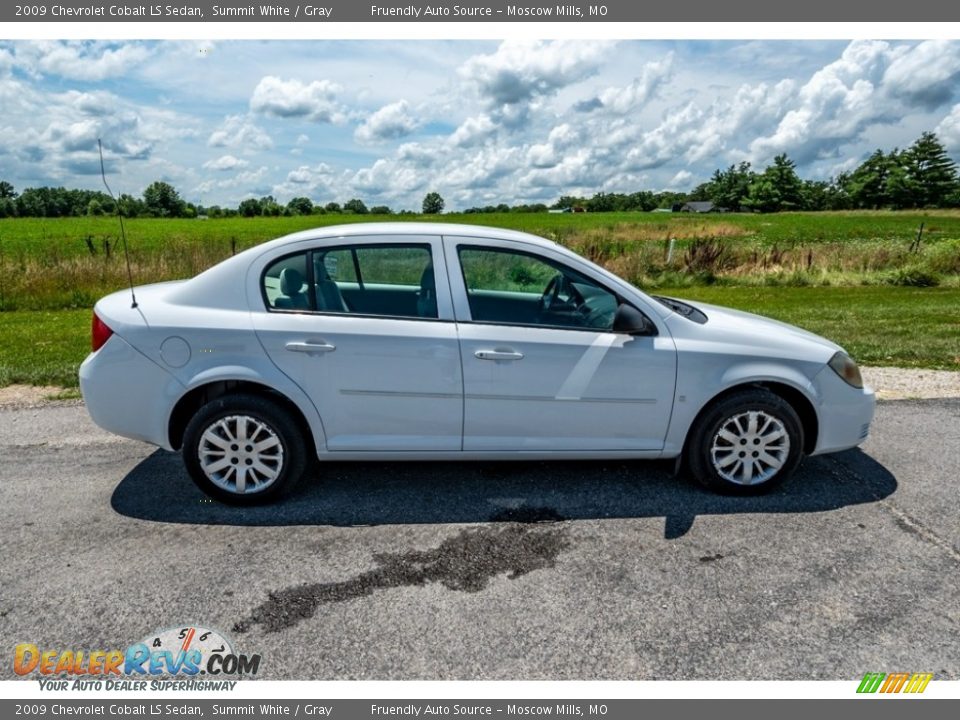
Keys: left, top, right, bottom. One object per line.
{"left": 667, "top": 297, "right": 844, "bottom": 360}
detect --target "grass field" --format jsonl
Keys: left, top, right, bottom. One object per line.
{"left": 0, "top": 211, "right": 957, "bottom": 387}
{"left": 2, "top": 210, "right": 960, "bottom": 311}
{"left": 1, "top": 286, "right": 956, "bottom": 390}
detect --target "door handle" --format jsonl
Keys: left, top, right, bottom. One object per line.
{"left": 475, "top": 349, "right": 524, "bottom": 361}
{"left": 285, "top": 341, "right": 336, "bottom": 354}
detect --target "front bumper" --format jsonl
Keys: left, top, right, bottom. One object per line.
{"left": 79, "top": 334, "right": 185, "bottom": 450}
{"left": 809, "top": 364, "right": 876, "bottom": 455}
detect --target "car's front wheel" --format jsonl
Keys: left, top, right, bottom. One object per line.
{"left": 686, "top": 388, "right": 804, "bottom": 494}
{"left": 182, "top": 394, "right": 307, "bottom": 504}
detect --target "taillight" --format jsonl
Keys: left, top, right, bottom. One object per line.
{"left": 91, "top": 312, "right": 114, "bottom": 352}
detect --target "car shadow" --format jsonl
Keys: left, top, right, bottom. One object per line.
{"left": 110, "top": 448, "right": 896, "bottom": 538}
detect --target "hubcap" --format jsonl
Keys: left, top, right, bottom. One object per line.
{"left": 198, "top": 415, "right": 284, "bottom": 494}
{"left": 710, "top": 410, "right": 789, "bottom": 486}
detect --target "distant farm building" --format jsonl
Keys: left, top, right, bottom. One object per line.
{"left": 674, "top": 201, "right": 726, "bottom": 213}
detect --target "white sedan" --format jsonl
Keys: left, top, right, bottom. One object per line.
{"left": 80, "top": 223, "right": 875, "bottom": 503}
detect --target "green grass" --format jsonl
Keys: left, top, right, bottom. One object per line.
{"left": 663, "top": 286, "right": 960, "bottom": 370}
{"left": 3, "top": 210, "right": 960, "bottom": 254}
{"left": 0, "top": 310, "right": 90, "bottom": 387}
{"left": 1, "top": 286, "right": 956, "bottom": 389}
{"left": 1, "top": 211, "right": 960, "bottom": 311}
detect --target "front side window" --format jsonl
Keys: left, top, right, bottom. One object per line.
{"left": 262, "top": 243, "right": 437, "bottom": 319}
{"left": 458, "top": 246, "right": 618, "bottom": 330}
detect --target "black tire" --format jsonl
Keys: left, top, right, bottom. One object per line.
{"left": 182, "top": 393, "right": 308, "bottom": 505}
{"left": 685, "top": 388, "right": 804, "bottom": 495}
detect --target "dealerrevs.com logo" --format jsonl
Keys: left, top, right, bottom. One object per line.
{"left": 14, "top": 625, "right": 261, "bottom": 691}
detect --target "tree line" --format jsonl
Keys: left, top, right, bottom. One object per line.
{"left": 1, "top": 132, "right": 956, "bottom": 219}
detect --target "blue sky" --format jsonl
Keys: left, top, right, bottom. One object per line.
{"left": 1, "top": 39, "right": 959, "bottom": 210}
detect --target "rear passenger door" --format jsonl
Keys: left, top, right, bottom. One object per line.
{"left": 252, "top": 235, "right": 463, "bottom": 452}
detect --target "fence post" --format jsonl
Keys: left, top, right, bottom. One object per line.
{"left": 910, "top": 222, "right": 924, "bottom": 254}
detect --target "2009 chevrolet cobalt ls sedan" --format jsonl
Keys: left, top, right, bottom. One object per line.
{"left": 80, "top": 223, "right": 875, "bottom": 504}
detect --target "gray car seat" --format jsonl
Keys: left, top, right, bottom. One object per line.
{"left": 417, "top": 264, "right": 438, "bottom": 318}
{"left": 275, "top": 267, "right": 310, "bottom": 310}
{"left": 315, "top": 262, "right": 349, "bottom": 312}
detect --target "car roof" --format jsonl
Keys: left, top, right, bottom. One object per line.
{"left": 257, "top": 222, "right": 561, "bottom": 253}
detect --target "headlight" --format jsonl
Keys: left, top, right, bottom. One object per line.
{"left": 828, "top": 351, "right": 863, "bottom": 388}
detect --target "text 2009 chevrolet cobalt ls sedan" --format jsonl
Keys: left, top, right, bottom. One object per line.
{"left": 80, "top": 223, "right": 875, "bottom": 504}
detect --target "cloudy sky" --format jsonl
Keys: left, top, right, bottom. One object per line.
{"left": 1, "top": 39, "right": 960, "bottom": 210}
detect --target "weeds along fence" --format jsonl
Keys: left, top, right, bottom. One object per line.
{"left": 1, "top": 217, "right": 959, "bottom": 311}
{"left": 561, "top": 226, "right": 960, "bottom": 291}
{"left": 0, "top": 233, "right": 245, "bottom": 311}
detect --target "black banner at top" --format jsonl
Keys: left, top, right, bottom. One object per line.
{"left": 5, "top": 0, "right": 960, "bottom": 23}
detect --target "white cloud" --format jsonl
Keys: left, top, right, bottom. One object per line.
{"left": 459, "top": 40, "right": 612, "bottom": 108}
{"left": 667, "top": 170, "right": 694, "bottom": 189}
{"left": 0, "top": 47, "right": 14, "bottom": 74}
{"left": 935, "top": 104, "right": 960, "bottom": 153}
{"left": 594, "top": 53, "right": 673, "bottom": 114}
{"left": 203, "top": 154, "right": 249, "bottom": 171}
{"left": 4, "top": 39, "right": 960, "bottom": 210}
{"left": 747, "top": 40, "right": 960, "bottom": 166}
{"left": 269, "top": 163, "right": 341, "bottom": 202}
{"left": 883, "top": 40, "right": 960, "bottom": 109}
{"left": 450, "top": 114, "right": 497, "bottom": 147}
{"left": 208, "top": 114, "right": 273, "bottom": 151}
{"left": 354, "top": 100, "right": 419, "bottom": 144}
{"left": 527, "top": 124, "right": 582, "bottom": 169}
{"left": 250, "top": 76, "right": 344, "bottom": 123}
{"left": 352, "top": 157, "right": 430, "bottom": 198}
{"left": 15, "top": 41, "right": 152, "bottom": 81}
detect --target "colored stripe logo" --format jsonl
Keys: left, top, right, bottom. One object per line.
{"left": 857, "top": 672, "right": 933, "bottom": 694}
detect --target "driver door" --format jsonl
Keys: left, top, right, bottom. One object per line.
{"left": 443, "top": 237, "right": 677, "bottom": 452}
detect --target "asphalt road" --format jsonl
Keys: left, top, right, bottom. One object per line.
{"left": 1, "top": 399, "right": 957, "bottom": 680}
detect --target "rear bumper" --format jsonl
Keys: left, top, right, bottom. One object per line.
{"left": 810, "top": 365, "right": 876, "bottom": 455}
{"left": 79, "top": 334, "right": 184, "bottom": 450}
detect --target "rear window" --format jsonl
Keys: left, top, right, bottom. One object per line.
{"left": 262, "top": 244, "right": 437, "bottom": 319}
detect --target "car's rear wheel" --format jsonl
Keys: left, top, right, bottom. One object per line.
{"left": 182, "top": 394, "right": 307, "bottom": 504}
{"left": 686, "top": 388, "right": 804, "bottom": 494}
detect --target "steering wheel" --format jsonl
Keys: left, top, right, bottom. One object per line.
{"left": 538, "top": 273, "right": 585, "bottom": 316}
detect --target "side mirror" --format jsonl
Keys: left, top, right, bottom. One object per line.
{"left": 613, "top": 303, "right": 658, "bottom": 336}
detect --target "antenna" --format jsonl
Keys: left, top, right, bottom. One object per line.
{"left": 98, "top": 139, "right": 137, "bottom": 309}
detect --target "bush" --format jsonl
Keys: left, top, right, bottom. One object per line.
{"left": 885, "top": 266, "right": 940, "bottom": 287}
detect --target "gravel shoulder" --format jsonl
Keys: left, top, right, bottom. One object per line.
{"left": 1, "top": 365, "right": 957, "bottom": 410}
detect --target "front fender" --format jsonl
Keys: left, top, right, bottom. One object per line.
{"left": 662, "top": 358, "right": 821, "bottom": 456}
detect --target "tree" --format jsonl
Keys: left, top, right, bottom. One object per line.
{"left": 707, "top": 162, "right": 754, "bottom": 211}
{"left": 142, "top": 181, "right": 186, "bottom": 218}
{"left": 286, "top": 197, "right": 314, "bottom": 215}
{"left": 422, "top": 191, "right": 445, "bottom": 214}
{"left": 117, "top": 193, "right": 144, "bottom": 217}
{"left": 551, "top": 195, "right": 586, "bottom": 211}
{"left": 847, "top": 149, "right": 895, "bottom": 209}
{"left": 259, "top": 196, "right": 282, "bottom": 216}
{"left": 0, "top": 181, "right": 16, "bottom": 217}
{"left": 743, "top": 154, "right": 802, "bottom": 212}
{"left": 742, "top": 177, "right": 782, "bottom": 213}
{"left": 324, "top": 202, "right": 342, "bottom": 213}
{"left": 343, "top": 198, "right": 368, "bottom": 214}
{"left": 369, "top": 205, "right": 392, "bottom": 215}
{"left": 900, "top": 132, "right": 958, "bottom": 207}
{"left": 238, "top": 198, "right": 261, "bottom": 217}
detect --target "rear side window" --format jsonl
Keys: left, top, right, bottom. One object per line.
{"left": 262, "top": 244, "right": 437, "bottom": 319}
{"left": 263, "top": 252, "right": 310, "bottom": 311}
